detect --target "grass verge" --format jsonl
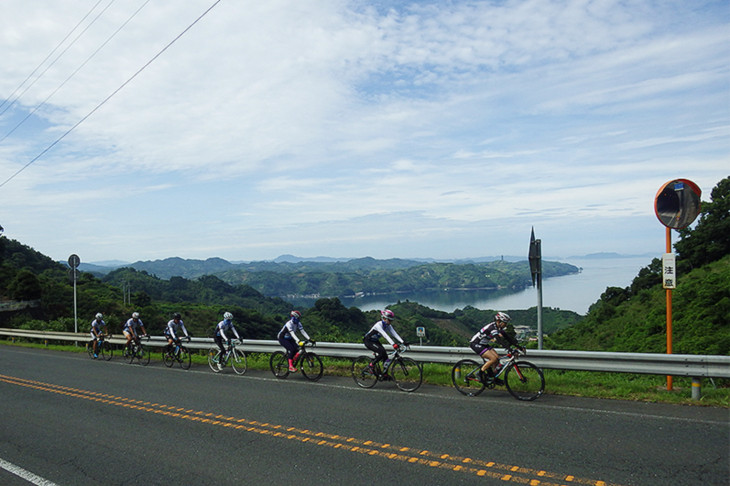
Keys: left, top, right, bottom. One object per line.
{"left": 2, "top": 339, "right": 727, "bottom": 407}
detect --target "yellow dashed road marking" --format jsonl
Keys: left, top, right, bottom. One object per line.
{"left": 1, "top": 374, "right": 625, "bottom": 486}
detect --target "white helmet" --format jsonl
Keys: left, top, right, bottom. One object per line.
{"left": 495, "top": 312, "right": 511, "bottom": 323}
{"left": 224, "top": 312, "right": 233, "bottom": 320}
{"left": 95, "top": 313, "right": 103, "bottom": 319}
{"left": 381, "top": 309, "right": 395, "bottom": 321}
{"left": 132, "top": 312, "right": 140, "bottom": 319}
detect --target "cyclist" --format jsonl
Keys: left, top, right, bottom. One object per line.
{"left": 364, "top": 309, "right": 406, "bottom": 376}
{"left": 213, "top": 312, "right": 241, "bottom": 367}
{"left": 277, "top": 310, "right": 313, "bottom": 372}
{"left": 164, "top": 312, "right": 190, "bottom": 353}
{"left": 89, "top": 313, "right": 107, "bottom": 359}
{"left": 469, "top": 312, "right": 524, "bottom": 384}
{"left": 122, "top": 312, "right": 147, "bottom": 353}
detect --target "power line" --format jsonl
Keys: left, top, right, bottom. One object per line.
{"left": 0, "top": 0, "right": 223, "bottom": 190}
{"left": 0, "top": 0, "right": 114, "bottom": 117}
{"left": 0, "top": 0, "right": 152, "bottom": 144}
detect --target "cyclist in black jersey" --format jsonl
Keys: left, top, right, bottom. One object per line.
{"left": 469, "top": 312, "right": 524, "bottom": 384}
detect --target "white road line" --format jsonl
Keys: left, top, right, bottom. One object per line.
{"left": 0, "top": 458, "right": 59, "bottom": 486}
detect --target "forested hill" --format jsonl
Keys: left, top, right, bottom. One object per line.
{"left": 548, "top": 177, "right": 730, "bottom": 355}
{"left": 88, "top": 256, "right": 578, "bottom": 299}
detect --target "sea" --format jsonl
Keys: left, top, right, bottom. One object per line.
{"left": 312, "top": 255, "right": 655, "bottom": 316}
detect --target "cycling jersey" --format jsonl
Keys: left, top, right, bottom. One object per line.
{"left": 90, "top": 319, "right": 105, "bottom": 334}
{"left": 277, "top": 318, "right": 310, "bottom": 342}
{"left": 470, "top": 321, "right": 518, "bottom": 347}
{"left": 164, "top": 319, "right": 189, "bottom": 340}
{"left": 123, "top": 318, "right": 144, "bottom": 333}
{"left": 365, "top": 320, "right": 404, "bottom": 346}
{"left": 90, "top": 319, "right": 105, "bottom": 339}
{"left": 215, "top": 319, "right": 240, "bottom": 340}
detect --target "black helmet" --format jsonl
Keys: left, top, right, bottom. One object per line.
{"left": 173, "top": 312, "right": 182, "bottom": 320}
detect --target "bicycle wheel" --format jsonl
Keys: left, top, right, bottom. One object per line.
{"left": 391, "top": 357, "right": 422, "bottom": 392}
{"left": 269, "top": 351, "right": 289, "bottom": 378}
{"left": 451, "top": 359, "right": 486, "bottom": 397}
{"left": 208, "top": 347, "right": 222, "bottom": 373}
{"left": 162, "top": 346, "right": 174, "bottom": 367}
{"left": 231, "top": 348, "right": 247, "bottom": 375}
{"left": 300, "top": 352, "right": 323, "bottom": 382}
{"left": 137, "top": 344, "right": 150, "bottom": 366}
{"left": 101, "top": 341, "right": 113, "bottom": 361}
{"left": 351, "top": 356, "right": 377, "bottom": 389}
{"left": 504, "top": 361, "right": 545, "bottom": 401}
{"left": 178, "top": 346, "right": 191, "bottom": 370}
{"left": 86, "top": 340, "right": 95, "bottom": 359}
{"left": 128, "top": 344, "right": 137, "bottom": 364}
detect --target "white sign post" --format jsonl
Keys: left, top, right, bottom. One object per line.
{"left": 68, "top": 254, "right": 80, "bottom": 344}
{"left": 416, "top": 326, "right": 426, "bottom": 346}
{"left": 662, "top": 253, "right": 677, "bottom": 290}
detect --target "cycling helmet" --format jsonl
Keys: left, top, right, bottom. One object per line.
{"left": 381, "top": 309, "right": 395, "bottom": 321}
{"left": 495, "top": 312, "right": 511, "bottom": 323}
{"left": 223, "top": 312, "right": 233, "bottom": 320}
{"left": 290, "top": 310, "right": 301, "bottom": 320}
{"left": 173, "top": 312, "right": 182, "bottom": 320}
{"left": 132, "top": 312, "right": 140, "bottom": 319}
{"left": 95, "top": 313, "right": 103, "bottom": 319}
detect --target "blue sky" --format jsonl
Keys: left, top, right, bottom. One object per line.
{"left": 0, "top": 0, "right": 727, "bottom": 264}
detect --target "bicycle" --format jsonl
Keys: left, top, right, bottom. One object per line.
{"left": 269, "top": 340, "right": 323, "bottom": 381}
{"left": 122, "top": 335, "right": 150, "bottom": 366}
{"left": 162, "top": 337, "right": 192, "bottom": 370}
{"left": 351, "top": 344, "right": 422, "bottom": 392}
{"left": 451, "top": 346, "right": 545, "bottom": 401}
{"left": 207, "top": 340, "right": 247, "bottom": 374}
{"left": 86, "top": 334, "right": 113, "bottom": 361}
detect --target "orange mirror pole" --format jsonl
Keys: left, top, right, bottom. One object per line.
{"left": 665, "top": 226, "right": 673, "bottom": 391}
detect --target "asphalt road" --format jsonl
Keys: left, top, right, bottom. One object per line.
{"left": 0, "top": 346, "right": 727, "bottom": 486}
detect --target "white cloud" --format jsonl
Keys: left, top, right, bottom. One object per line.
{"left": 0, "top": 0, "right": 727, "bottom": 263}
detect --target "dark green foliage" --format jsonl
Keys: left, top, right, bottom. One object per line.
{"left": 674, "top": 176, "right": 729, "bottom": 271}
{"left": 7, "top": 269, "right": 42, "bottom": 300}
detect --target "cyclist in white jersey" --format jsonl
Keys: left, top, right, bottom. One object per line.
{"left": 364, "top": 309, "right": 406, "bottom": 375}
{"left": 164, "top": 313, "right": 190, "bottom": 353}
{"left": 277, "top": 310, "right": 313, "bottom": 372}
{"left": 122, "top": 312, "right": 147, "bottom": 350}
{"left": 213, "top": 312, "right": 240, "bottom": 365}
{"left": 89, "top": 313, "right": 107, "bottom": 359}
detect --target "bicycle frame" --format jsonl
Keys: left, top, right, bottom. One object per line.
{"left": 451, "top": 347, "right": 545, "bottom": 400}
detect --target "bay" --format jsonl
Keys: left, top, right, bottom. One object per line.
{"left": 293, "top": 256, "right": 654, "bottom": 316}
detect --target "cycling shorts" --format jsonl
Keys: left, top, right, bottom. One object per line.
{"left": 470, "top": 341, "right": 493, "bottom": 356}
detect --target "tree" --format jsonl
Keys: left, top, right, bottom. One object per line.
{"left": 675, "top": 176, "right": 730, "bottom": 270}
{"left": 8, "top": 269, "right": 42, "bottom": 300}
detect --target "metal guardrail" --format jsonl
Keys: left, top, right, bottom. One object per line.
{"left": 1, "top": 328, "right": 728, "bottom": 379}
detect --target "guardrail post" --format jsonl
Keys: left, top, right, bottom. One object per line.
{"left": 691, "top": 377, "right": 701, "bottom": 401}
